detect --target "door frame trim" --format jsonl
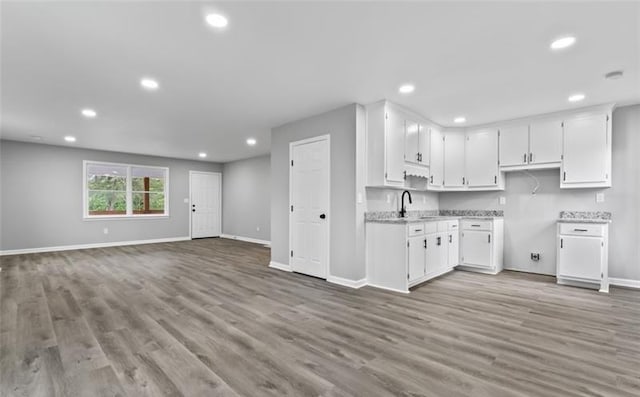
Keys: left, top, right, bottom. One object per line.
{"left": 189, "top": 170, "right": 222, "bottom": 239}
{"left": 288, "top": 134, "right": 331, "bottom": 279}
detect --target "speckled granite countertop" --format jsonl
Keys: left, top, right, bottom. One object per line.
{"left": 365, "top": 210, "right": 503, "bottom": 224}
{"left": 558, "top": 211, "right": 612, "bottom": 224}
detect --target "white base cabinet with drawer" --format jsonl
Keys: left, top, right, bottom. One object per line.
{"left": 367, "top": 220, "right": 459, "bottom": 293}
{"left": 458, "top": 218, "right": 504, "bottom": 274}
{"left": 556, "top": 222, "right": 609, "bottom": 293}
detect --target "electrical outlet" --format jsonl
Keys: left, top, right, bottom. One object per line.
{"left": 499, "top": 196, "right": 506, "bottom": 205}
{"left": 386, "top": 194, "right": 391, "bottom": 204}
{"left": 256, "top": 226, "right": 260, "bottom": 232}
{"left": 103, "top": 228, "right": 109, "bottom": 235}
{"left": 596, "top": 192, "right": 605, "bottom": 203}
{"left": 530, "top": 253, "right": 540, "bottom": 261}
{"left": 422, "top": 196, "right": 426, "bottom": 204}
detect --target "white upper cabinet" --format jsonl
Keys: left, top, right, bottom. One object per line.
{"left": 466, "top": 129, "right": 499, "bottom": 187}
{"left": 499, "top": 125, "right": 529, "bottom": 167}
{"left": 429, "top": 128, "right": 444, "bottom": 188}
{"left": 404, "top": 119, "right": 420, "bottom": 165}
{"left": 561, "top": 113, "right": 611, "bottom": 188}
{"left": 365, "top": 101, "right": 406, "bottom": 187}
{"left": 529, "top": 119, "right": 562, "bottom": 165}
{"left": 444, "top": 131, "right": 465, "bottom": 188}
{"left": 418, "top": 125, "right": 430, "bottom": 167}
{"left": 386, "top": 108, "right": 407, "bottom": 184}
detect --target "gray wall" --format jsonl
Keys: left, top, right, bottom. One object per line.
{"left": 222, "top": 155, "right": 270, "bottom": 242}
{"left": 439, "top": 104, "right": 640, "bottom": 280}
{"left": 366, "top": 188, "right": 439, "bottom": 212}
{"left": 0, "top": 140, "right": 222, "bottom": 251}
{"left": 271, "top": 104, "right": 363, "bottom": 280}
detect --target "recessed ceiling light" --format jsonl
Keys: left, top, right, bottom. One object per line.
{"left": 568, "top": 93, "right": 585, "bottom": 102}
{"left": 206, "top": 13, "right": 228, "bottom": 28}
{"left": 198, "top": 152, "right": 207, "bottom": 158}
{"left": 398, "top": 84, "right": 415, "bottom": 94}
{"left": 81, "top": 108, "right": 97, "bottom": 118}
{"left": 454, "top": 116, "right": 466, "bottom": 124}
{"left": 246, "top": 138, "right": 257, "bottom": 146}
{"left": 64, "top": 136, "right": 76, "bottom": 142}
{"left": 550, "top": 36, "right": 576, "bottom": 50}
{"left": 30, "top": 135, "right": 42, "bottom": 141}
{"left": 604, "top": 70, "right": 624, "bottom": 80}
{"left": 140, "top": 78, "right": 159, "bottom": 90}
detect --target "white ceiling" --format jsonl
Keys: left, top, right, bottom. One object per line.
{"left": 2, "top": 1, "right": 638, "bottom": 162}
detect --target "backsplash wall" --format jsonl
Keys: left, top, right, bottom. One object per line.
{"left": 366, "top": 187, "right": 439, "bottom": 213}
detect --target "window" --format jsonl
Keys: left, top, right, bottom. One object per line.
{"left": 84, "top": 161, "right": 169, "bottom": 218}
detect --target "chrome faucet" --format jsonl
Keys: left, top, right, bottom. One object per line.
{"left": 400, "top": 190, "right": 412, "bottom": 218}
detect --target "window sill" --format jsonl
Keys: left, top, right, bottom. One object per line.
{"left": 83, "top": 215, "right": 170, "bottom": 221}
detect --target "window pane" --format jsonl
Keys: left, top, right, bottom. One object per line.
{"left": 87, "top": 164, "right": 127, "bottom": 191}
{"left": 132, "top": 192, "right": 165, "bottom": 214}
{"left": 131, "top": 167, "right": 165, "bottom": 192}
{"left": 88, "top": 191, "right": 126, "bottom": 215}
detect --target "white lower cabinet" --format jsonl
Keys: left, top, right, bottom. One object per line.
{"left": 459, "top": 218, "right": 504, "bottom": 274}
{"left": 556, "top": 222, "right": 609, "bottom": 292}
{"left": 366, "top": 220, "right": 459, "bottom": 293}
{"left": 408, "top": 235, "right": 426, "bottom": 282}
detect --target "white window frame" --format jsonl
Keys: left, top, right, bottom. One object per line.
{"left": 83, "top": 160, "right": 170, "bottom": 220}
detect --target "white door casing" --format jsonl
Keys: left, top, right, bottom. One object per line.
{"left": 190, "top": 171, "right": 221, "bottom": 239}
{"left": 289, "top": 135, "right": 330, "bottom": 279}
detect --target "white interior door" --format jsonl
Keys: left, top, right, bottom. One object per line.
{"left": 290, "top": 136, "right": 330, "bottom": 278}
{"left": 190, "top": 171, "right": 221, "bottom": 239}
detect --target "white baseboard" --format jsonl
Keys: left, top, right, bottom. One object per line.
{"left": 327, "top": 275, "right": 367, "bottom": 289}
{"left": 221, "top": 234, "right": 270, "bottom": 247}
{"left": 269, "top": 261, "right": 292, "bottom": 272}
{"left": 365, "top": 282, "right": 410, "bottom": 294}
{"left": 609, "top": 277, "right": 640, "bottom": 289}
{"left": 0, "top": 236, "right": 191, "bottom": 256}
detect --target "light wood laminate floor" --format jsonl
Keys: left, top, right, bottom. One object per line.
{"left": 1, "top": 238, "right": 639, "bottom": 396}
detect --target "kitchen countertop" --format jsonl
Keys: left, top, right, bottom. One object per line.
{"left": 365, "top": 215, "right": 502, "bottom": 224}
{"left": 557, "top": 218, "right": 611, "bottom": 224}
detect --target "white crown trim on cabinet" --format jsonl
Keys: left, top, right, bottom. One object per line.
{"left": 220, "top": 234, "right": 270, "bottom": 246}
{"left": 0, "top": 236, "right": 191, "bottom": 256}
{"left": 327, "top": 276, "right": 367, "bottom": 289}
{"left": 269, "top": 261, "right": 292, "bottom": 272}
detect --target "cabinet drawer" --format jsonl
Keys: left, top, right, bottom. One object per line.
{"left": 559, "top": 223, "right": 604, "bottom": 237}
{"left": 461, "top": 219, "right": 492, "bottom": 231}
{"left": 408, "top": 223, "right": 426, "bottom": 236}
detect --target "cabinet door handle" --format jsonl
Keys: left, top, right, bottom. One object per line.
{"left": 462, "top": 177, "right": 465, "bottom": 185}
{"left": 573, "top": 228, "right": 588, "bottom": 232}
{"left": 449, "top": 235, "right": 452, "bottom": 243}
{"left": 414, "top": 229, "right": 423, "bottom": 232}
{"left": 424, "top": 239, "right": 427, "bottom": 249}
{"left": 430, "top": 175, "right": 433, "bottom": 184}
{"left": 416, "top": 153, "right": 420, "bottom": 162}
{"left": 403, "top": 170, "right": 407, "bottom": 180}
{"left": 529, "top": 152, "right": 533, "bottom": 162}
{"left": 494, "top": 175, "right": 497, "bottom": 184}
{"left": 437, "top": 236, "right": 441, "bottom": 246}
{"left": 488, "top": 234, "right": 491, "bottom": 243}
{"left": 524, "top": 153, "right": 527, "bottom": 163}
{"left": 471, "top": 224, "right": 481, "bottom": 227}
{"left": 560, "top": 238, "right": 563, "bottom": 248}
{"left": 563, "top": 171, "right": 566, "bottom": 181}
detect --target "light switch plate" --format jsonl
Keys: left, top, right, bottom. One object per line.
{"left": 183, "top": 198, "right": 189, "bottom": 204}
{"left": 357, "top": 192, "right": 363, "bottom": 204}
{"left": 499, "top": 196, "right": 506, "bottom": 205}
{"left": 386, "top": 194, "right": 391, "bottom": 204}
{"left": 596, "top": 192, "right": 605, "bottom": 203}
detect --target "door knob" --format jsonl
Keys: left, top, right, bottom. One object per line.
{"left": 319, "top": 214, "right": 326, "bottom": 219}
